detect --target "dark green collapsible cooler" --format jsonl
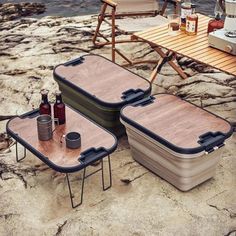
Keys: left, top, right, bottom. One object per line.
{"left": 53, "top": 54, "right": 151, "bottom": 136}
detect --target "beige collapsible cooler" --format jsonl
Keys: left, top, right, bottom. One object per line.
{"left": 120, "top": 94, "right": 233, "bottom": 191}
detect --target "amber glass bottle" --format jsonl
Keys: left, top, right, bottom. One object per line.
{"left": 207, "top": 13, "right": 224, "bottom": 34}
{"left": 186, "top": 4, "right": 198, "bottom": 35}
{"left": 53, "top": 91, "right": 66, "bottom": 125}
{"left": 39, "top": 89, "right": 51, "bottom": 116}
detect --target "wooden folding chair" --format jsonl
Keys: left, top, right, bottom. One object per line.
{"left": 93, "top": 0, "right": 179, "bottom": 65}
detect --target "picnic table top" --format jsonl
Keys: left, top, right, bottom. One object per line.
{"left": 7, "top": 107, "right": 117, "bottom": 173}
{"left": 133, "top": 14, "right": 236, "bottom": 76}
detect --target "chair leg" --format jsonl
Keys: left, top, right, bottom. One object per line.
{"left": 66, "top": 168, "right": 86, "bottom": 208}
{"left": 160, "top": 0, "right": 169, "bottom": 16}
{"left": 115, "top": 48, "right": 133, "bottom": 65}
{"left": 101, "top": 155, "right": 112, "bottom": 191}
{"left": 92, "top": 3, "right": 108, "bottom": 46}
{"left": 15, "top": 141, "right": 26, "bottom": 162}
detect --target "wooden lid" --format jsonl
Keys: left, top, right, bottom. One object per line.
{"left": 121, "top": 94, "right": 232, "bottom": 153}
{"left": 7, "top": 106, "right": 117, "bottom": 171}
{"left": 54, "top": 55, "right": 150, "bottom": 105}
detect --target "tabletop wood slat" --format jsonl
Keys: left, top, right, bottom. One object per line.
{"left": 133, "top": 14, "right": 236, "bottom": 76}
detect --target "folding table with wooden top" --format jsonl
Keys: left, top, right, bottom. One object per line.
{"left": 132, "top": 13, "right": 236, "bottom": 82}
{"left": 6, "top": 107, "right": 117, "bottom": 208}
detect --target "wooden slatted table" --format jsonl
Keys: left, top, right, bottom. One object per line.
{"left": 132, "top": 14, "right": 236, "bottom": 81}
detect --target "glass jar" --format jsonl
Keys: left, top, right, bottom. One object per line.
{"left": 207, "top": 13, "right": 224, "bottom": 34}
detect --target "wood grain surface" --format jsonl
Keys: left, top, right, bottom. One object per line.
{"left": 133, "top": 14, "right": 236, "bottom": 76}
{"left": 122, "top": 94, "right": 231, "bottom": 149}
{"left": 55, "top": 55, "right": 150, "bottom": 103}
{"left": 8, "top": 107, "right": 116, "bottom": 168}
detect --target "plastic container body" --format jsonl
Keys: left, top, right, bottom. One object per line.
{"left": 123, "top": 121, "right": 224, "bottom": 191}
{"left": 53, "top": 54, "right": 151, "bottom": 136}
{"left": 120, "top": 94, "right": 233, "bottom": 191}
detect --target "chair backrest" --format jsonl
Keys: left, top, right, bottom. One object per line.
{"left": 106, "top": 0, "right": 159, "bottom": 14}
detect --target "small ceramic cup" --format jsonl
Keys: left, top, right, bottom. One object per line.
{"left": 65, "top": 132, "right": 81, "bottom": 149}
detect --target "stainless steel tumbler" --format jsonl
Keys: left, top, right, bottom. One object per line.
{"left": 65, "top": 132, "right": 81, "bottom": 149}
{"left": 37, "top": 115, "right": 53, "bottom": 141}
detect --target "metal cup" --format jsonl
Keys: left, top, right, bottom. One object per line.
{"left": 65, "top": 132, "right": 81, "bottom": 149}
{"left": 37, "top": 115, "right": 53, "bottom": 141}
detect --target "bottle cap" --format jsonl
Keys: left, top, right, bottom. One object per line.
{"left": 55, "top": 90, "right": 62, "bottom": 96}
{"left": 41, "top": 89, "right": 49, "bottom": 95}
{"left": 215, "top": 13, "right": 221, "bottom": 20}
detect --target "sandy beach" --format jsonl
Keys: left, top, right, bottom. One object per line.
{"left": 0, "top": 3, "right": 235, "bottom": 236}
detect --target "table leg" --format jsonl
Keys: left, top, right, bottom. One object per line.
{"left": 101, "top": 155, "right": 112, "bottom": 191}
{"left": 15, "top": 141, "right": 26, "bottom": 162}
{"left": 65, "top": 154, "right": 112, "bottom": 208}
{"left": 168, "top": 59, "right": 188, "bottom": 80}
{"left": 151, "top": 46, "right": 188, "bottom": 82}
{"left": 150, "top": 56, "right": 167, "bottom": 84}
{"left": 66, "top": 168, "right": 86, "bottom": 208}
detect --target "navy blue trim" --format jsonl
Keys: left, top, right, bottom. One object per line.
{"left": 6, "top": 106, "right": 118, "bottom": 173}
{"left": 120, "top": 94, "right": 234, "bottom": 155}
{"left": 53, "top": 54, "right": 151, "bottom": 109}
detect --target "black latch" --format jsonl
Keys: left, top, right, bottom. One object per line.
{"left": 79, "top": 147, "right": 108, "bottom": 164}
{"left": 64, "top": 57, "right": 85, "bottom": 67}
{"left": 198, "top": 132, "right": 226, "bottom": 154}
{"left": 132, "top": 96, "right": 155, "bottom": 107}
{"left": 121, "top": 89, "right": 145, "bottom": 103}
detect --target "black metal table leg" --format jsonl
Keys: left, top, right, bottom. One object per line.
{"left": 16, "top": 141, "right": 26, "bottom": 162}
{"left": 101, "top": 155, "right": 112, "bottom": 191}
{"left": 66, "top": 154, "right": 112, "bottom": 208}
{"left": 66, "top": 168, "right": 86, "bottom": 208}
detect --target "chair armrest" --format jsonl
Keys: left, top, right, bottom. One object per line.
{"left": 101, "top": 0, "right": 117, "bottom": 8}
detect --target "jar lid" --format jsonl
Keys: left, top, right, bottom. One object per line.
{"left": 55, "top": 90, "right": 62, "bottom": 96}
{"left": 40, "top": 89, "right": 49, "bottom": 95}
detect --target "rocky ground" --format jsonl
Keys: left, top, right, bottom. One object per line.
{"left": 0, "top": 3, "right": 45, "bottom": 22}
{"left": 0, "top": 12, "right": 235, "bottom": 236}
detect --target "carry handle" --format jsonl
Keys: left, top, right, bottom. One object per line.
{"left": 121, "top": 89, "right": 145, "bottom": 103}
{"left": 64, "top": 57, "right": 84, "bottom": 66}
{"left": 79, "top": 147, "right": 108, "bottom": 165}
{"left": 198, "top": 132, "right": 226, "bottom": 154}
{"left": 132, "top": 96, "right": 155, "bottom": 107}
